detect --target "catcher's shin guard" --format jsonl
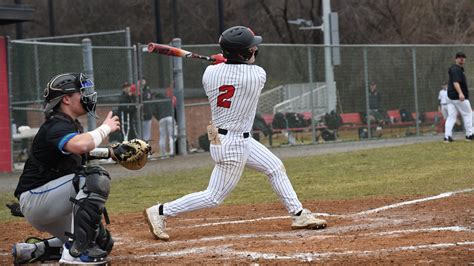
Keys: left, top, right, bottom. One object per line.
{"left": 96, "top": 223, "right": 114, "bottom": 254}
{"left": 68, "top": 166, "right": 111, "bottom": 258}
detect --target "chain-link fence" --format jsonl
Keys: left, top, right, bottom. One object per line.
{"left": 8, "top": 39, "right": 474, "bottom": 169}
{"left": 178, "top": 44, "right": 474, "bottom": 146}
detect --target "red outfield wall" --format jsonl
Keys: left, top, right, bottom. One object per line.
{"left": 0, "top": 37, "right": 12, "bottom": 172}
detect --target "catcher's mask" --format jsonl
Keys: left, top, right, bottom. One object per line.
{"left": 43, "top": 73, "right": 98, "bottom": 118}
{"left": 219, "top": 26, "right": 262, "bottom": 63}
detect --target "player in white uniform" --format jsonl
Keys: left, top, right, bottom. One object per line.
{"left": 444, "top": 51, "right": 472, "bottom": 142}
{"left": 438, "top": 82, "right": 448, "bottom": 119}
{"left": 144, "top": 26, "right": 327, "bottom": 241}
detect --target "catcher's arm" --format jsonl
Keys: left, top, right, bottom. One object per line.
{"left": 88, "top": 147, "right": 111, "bottom": 160}
{"left": 66, "top": 111, "right": 120, "bottom": 154}
{"left": 90, "top": 139, "right": 152, "bottom": 170}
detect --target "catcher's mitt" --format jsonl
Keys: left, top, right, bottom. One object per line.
{"left": 6, "top": 202, "right": 24, "bottom": 217}
{"left": 109, "top": 139, "right": 152, "bottom": 170}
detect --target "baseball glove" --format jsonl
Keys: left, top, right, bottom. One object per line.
{"left": 6, "top": 201, "right": 24, "bottom": 217}
{"left": 109, "top": 139, "right": 152, "bottom": 170}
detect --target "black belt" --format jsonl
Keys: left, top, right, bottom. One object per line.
{"left": 218, "top": 128, "right": 250, "bottom": 138}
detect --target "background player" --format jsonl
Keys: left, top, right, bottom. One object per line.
{"left": 438, "top": 82, "right": 449, "bottom": 120}
{"left": 12, "top": 73, "right": 120, "bottom": 264}
{"left": 144, "top": 26, "right": 327, "bottom": 241}
{"left": 444, "top": 52, "right": 472, "bottom": 142}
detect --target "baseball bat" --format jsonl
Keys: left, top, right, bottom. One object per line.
{"left": 147, "top": 43, "right": 226, "bottom": 64}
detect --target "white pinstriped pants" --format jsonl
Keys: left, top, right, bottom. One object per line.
{"left": 163, "top": 132, "right": 303, "bottom": 216}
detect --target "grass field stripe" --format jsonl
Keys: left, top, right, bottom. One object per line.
{"left": 112, "top": 241, "right": 474, "bottom": 260}
{"left": 353, "top": 188, "right": 474, "bottom": 216}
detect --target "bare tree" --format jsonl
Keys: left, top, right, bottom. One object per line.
{"left": 1, "top": 0, "right": 473, "bottom": 44}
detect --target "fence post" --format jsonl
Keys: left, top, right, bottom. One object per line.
{"left": 363, "top": 47, "right": 371, "bottom": 139}
{"left": 82, "top": 38, "right": 96, "bottom": 131}
{"left": 136, "top": 43, "right": 144, "bottom": 140}
{"left": 132, "top": 44, "right": 142, "bottom": 139}
{"left": 171, "top": 38, "right": 187, "bottom": 156}
{"left": 308, "top": 46, "right": 316, "bottom": 143}
{"left": 33, "top": 41, "right": 41, "bottom": 101}
{"left": 125, "top": 27, "right": 133, "bottom": 84}
{"left": 412, "top": 47, "right": 420, "bottom": 136}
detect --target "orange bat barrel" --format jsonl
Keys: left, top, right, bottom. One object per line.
{"left": 147, "top": 43, "right": 190, "bottom": 57}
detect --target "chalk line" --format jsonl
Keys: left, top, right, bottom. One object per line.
{"left": 113, "top": 241, "right": 474, "bottom": 261}
{"left": 173, "top": 188, "right": 473, "bottom": 229}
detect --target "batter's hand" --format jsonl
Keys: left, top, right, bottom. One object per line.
{"left": 210, "top": 54, "right": 227, "bottom": 65}
{"left": 459, "top": 93, "right": 465, "bottom": 101}
{"left": 102, "top": 111, "right": 121, "bottom": 132}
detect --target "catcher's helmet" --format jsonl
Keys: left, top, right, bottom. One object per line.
{"left": 43, "top": 73, "right": 97, "bottom": 118}
{"left": 219, "top": 26, "right": 262, "bottom": 63}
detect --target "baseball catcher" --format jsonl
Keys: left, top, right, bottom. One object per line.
{"left": 11, "top": 73, "right": 150, "bottom": 265}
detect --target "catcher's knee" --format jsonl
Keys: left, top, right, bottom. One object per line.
{"left": 84, "top": 165, "right": 111, "bottom": 200}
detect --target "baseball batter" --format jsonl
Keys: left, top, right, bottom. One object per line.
{"left": 12, "top": 73, "right": 120, "bottom": 264}
{"left": 444, "top": 51, "right": 472, "bottom": 142}
{"left": 144, "top": 26, "right": 327, "bottom": 241}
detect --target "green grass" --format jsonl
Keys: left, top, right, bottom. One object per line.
{"left": 1, "top": 141, "right": 473, "bottom": 223}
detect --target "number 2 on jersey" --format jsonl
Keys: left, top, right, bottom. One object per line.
{"left": 216, "top": 85, "right": 235, "bottom": 108}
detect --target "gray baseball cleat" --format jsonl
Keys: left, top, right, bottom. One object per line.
{"left": 291, "top": 209, "right": 327, "bottom": 230}
{"left": 12, "top": 242, "right": 42, "bottom": 264}
{"left": 144, "top": 204, "right": 170, "bottom": 241}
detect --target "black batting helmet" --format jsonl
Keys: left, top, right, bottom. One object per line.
{"left": 43, "top": 73, "right": 97, "bottom": 118}
{"left": 219, "top": 26, "right": 262, "bottom": 63}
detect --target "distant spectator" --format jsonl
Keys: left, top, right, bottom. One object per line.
{"left": 444, "top": 51, "right": 473, "bottom": 142}
{"left": 438, "top": 82, "right": 448, "bottom": 119}
{"left": 252, "top": 113, "right": 273, "bottom": 146}
{"left": 141, "top": 78, "right": 153, "bottom": 142}
{"left": 367, "top": 82, "right": 386, "bottom": 124}
{"left": 118, "top": 81, "right": 137, "bottom": 140}
{"left": 152, "top": 87, "right": 175, "bottom": 157}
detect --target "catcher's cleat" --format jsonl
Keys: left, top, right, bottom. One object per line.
{"left": 291, "top": 209, "right": 327, "bottom": 230}
{"left": 59, "top": 241, "right": 108, "bottom": 265}
{"left": 144, "top": 204, "right": 169, "bottom": 241}
{"left": 12, "top": 242, "right": 42, "bottom": 264}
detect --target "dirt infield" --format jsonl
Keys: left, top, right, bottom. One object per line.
{"left": 1, "top": 189, "right": 473, "bottom": 264}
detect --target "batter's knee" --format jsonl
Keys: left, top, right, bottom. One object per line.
{"left": 266, "top": 161, "right": 287, "bottom": 177}
{"left": 204, "top": 189, "right": 227, "bottom": 207}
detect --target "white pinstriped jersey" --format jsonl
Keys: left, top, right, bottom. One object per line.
{"left": 203, "top": 63, "right": 266, "bottom": 132}
{"left": 163, "top": 62, "right": 304, "bottom": 218}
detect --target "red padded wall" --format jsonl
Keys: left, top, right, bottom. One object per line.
{"left": 0, "top": 37, "right": 12, "bottom": 172}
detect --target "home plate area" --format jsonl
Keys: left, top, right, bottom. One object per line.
{"left": 0, "top": 189, "right": 472, "bottom": 264}
{"left": 108, "top": 189, "right": 473, "bottom": 264}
